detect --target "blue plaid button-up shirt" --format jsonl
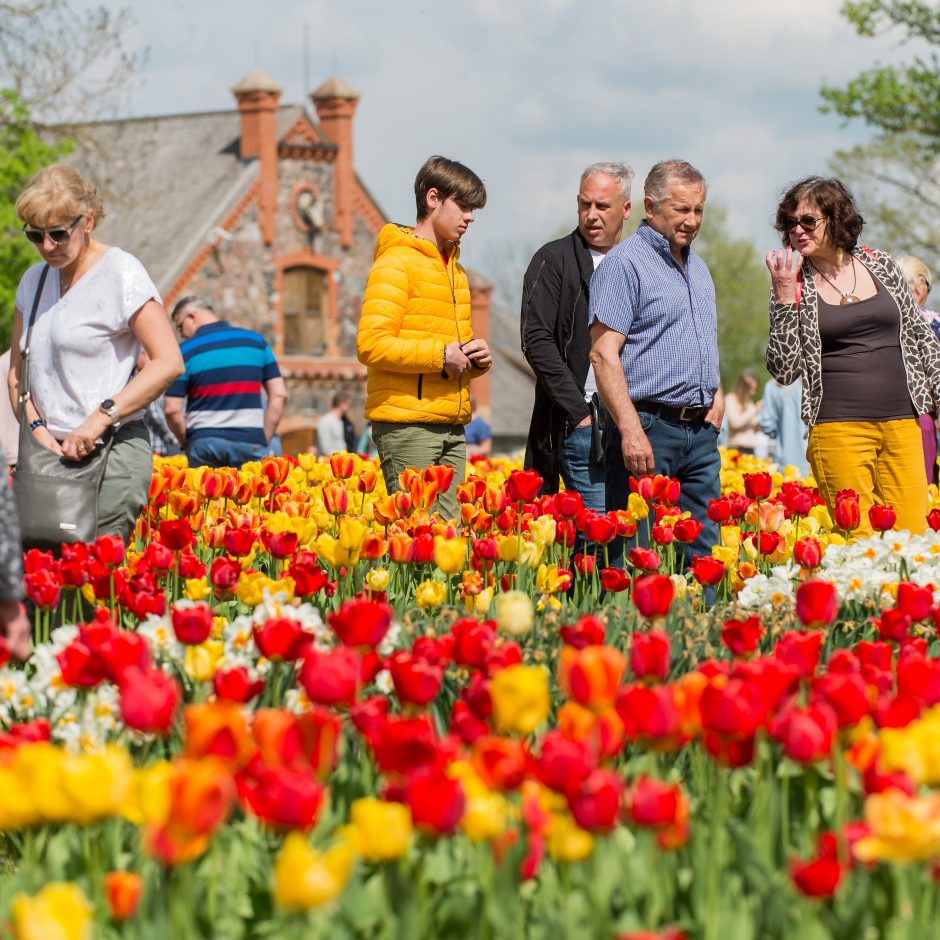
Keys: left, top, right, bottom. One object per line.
{"left": 588, "top": 221, "right": 720, "bottom": 407}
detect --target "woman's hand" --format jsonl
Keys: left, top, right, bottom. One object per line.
{"left": 32, "top": 425, "right": 64, "bottom": 456}
{"left": 765, "top": 247, "right": 802, "bottom": 304}
{"left": 61, "top": 411, "right": 111, "bottom": 462}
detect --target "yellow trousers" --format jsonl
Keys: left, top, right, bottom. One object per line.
{"left": 807, "top": 418, "right": 927, "bottom": 537}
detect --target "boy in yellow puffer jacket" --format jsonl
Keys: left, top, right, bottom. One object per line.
{"left": 357, "top": 155, "right": 492, "bottom": 521}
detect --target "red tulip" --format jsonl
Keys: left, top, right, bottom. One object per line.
{"left": 812, "top": 672, "right": 870, "bottom": 728}
{"left": 582, "top": 512, "right": 618, "bottom": 544}
{"left": 625, "top": 775, "right": 686, "bottom": 829}
{"left": 157, "top": 519, "right": 193, "bottom": 552}
{"left": 795, "top": 580, "right": 838, "bottom": 629}
{"left": 171, "top": 603, "right": 214, "bottom": 646}
{"left": 368, "top": 714, "right": 440, "bottom": 776}
{"left": 630, "top": 630, "right": 671, "bottom": 681}
{"left": 103, "top": 871, "right": 143, "bottom": 922}
{"left": 238, "top": 764, "right": 325, "bottom": 831}
{"left": 532, "top": 730, "right": 593, "bottom": 800}
{"left": 672, "top": 517, "right": 703, "bottom": 543}
{"left": 833, "top": 490, "right": 860, "bottom": 531}
{"left": 690, "top": 555, "right": 726, "bottom": 586}
{"left": 791, "top": 842, "right": 842, "bottom": 898}
{"left": 928, "top": 508, "right": 940, "bottom": 531}
{"left": 780, "top": 483, "right": 815, "bottom": 517}
{"left": 119, "top": 667, "right": 181, "bottom": 736}
{"left": 93, "top": 534, "right": 125, "bottom": 567}
{"left": 209, "top": 556, "right": 242, "bottom": 593}
{"left": 775, "top": 630, "right": 824, "bottom": 678}
{"left": 868, "top": 503, "right": 896, "bottom": 532}
{"left": 213, "top": 666, "right": 264, "bottom": 703}
{"left": 793, "top": 537, "right": 823, "bottom": 570}
{"left": 559, "top": 614, "right": 606, "bottom": 649}
{"left": 406, "top": 765, "right": 465, "bottom": 834}
{"left": 743, "top": 472, "right": 772, "bottom": 500}
{"left": 555, "top": 490, "right": 584, "bottom": 519}
{"left": 770, "top": 702, "right": 837, "bottom": 763}
{"left": 720, "top": 616, "right": 763, "bottom": 657}
{"left": 223, "top": 526, "right": 255, "bottom": 557}
{"left": 600, "top": 567, "right": 632, "bottom": 592}
{"left": 631, "top": 574, "right": 674, "bottom": 619}
{"left": 262, "top": 529, "right": 299, "bottom": 559}
{"left": 387, "top": 651, "right": 444, "bottom": 706}
{"left": 299, "top": 647, "right": 360, "bottom": 706}
{"left": 506, "top": 469, "right": 543, "bottom": 503}
{"left": 23, "top": 568, "right": 62, "bottom": 609}
{"left": 872, "top": 608, "right": 912, "bottom": 643}
{"left": 707, "top": 496, "right": 733, "bottom": 524}
{"left": 328, "top": 597, "right": 392, "bottom": 649}
{"left": 616, "top": 683, "right": 682, "bottom": 749}
{"left": 253, "top": 617, "right": 311, "bottom": 662}
{"left": 627, "top": 546, "right": 661, "bottom": 572}
{"left": 569, "top": 768, "right": 624, "bottom": 832}
{"left": 896, "top": 582, "right": 935, "bottom": 622}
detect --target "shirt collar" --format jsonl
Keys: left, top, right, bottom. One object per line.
{"left": 636, "top": 220, "right": 690, "bottom": 265}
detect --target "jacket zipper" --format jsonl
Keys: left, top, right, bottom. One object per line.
{"left": 417, "top": 374, "right": 423, "bottom": 399}
{"left": 446, "top": 250, "right": 463, "bottom": 421}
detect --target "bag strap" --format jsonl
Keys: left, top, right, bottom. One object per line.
{"left": 19, "top": 264, "right": 50, "bottom": 404}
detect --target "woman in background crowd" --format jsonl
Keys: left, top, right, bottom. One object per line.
{"left": 724, "top": 372, "right": 761, "bottom": 454}
{"left": 897, "top": 255, "right": 940, "bottom": 484}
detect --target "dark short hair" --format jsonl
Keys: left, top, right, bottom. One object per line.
{"left": 331, "top": 390, "right": 351, "bottom": 408}
{"left": 773, "top": 177, "right": 865, "bottom": 252}
{"left": 414, "top": 156, "right": 486, "bottom": 220}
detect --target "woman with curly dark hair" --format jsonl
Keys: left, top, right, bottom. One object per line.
{"left": 765, "top": 176, "right": 940, "bottom": 536}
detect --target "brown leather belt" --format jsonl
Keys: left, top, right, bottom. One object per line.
{"left": 633, "top": 400, "right": 708, "bottom": 423}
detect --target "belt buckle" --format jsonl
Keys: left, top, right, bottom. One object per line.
{"left": 678, "top": 405, "right": 696, "bottom": 423}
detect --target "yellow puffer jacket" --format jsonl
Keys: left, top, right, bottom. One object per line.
{"left": 357, "top": 223, "right": 486, "bottom": 424}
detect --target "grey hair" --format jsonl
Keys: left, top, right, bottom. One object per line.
{"left": 170, "top": 295, "right": 213, "bottom": 321}
{"left": 644, "top": 160, "right": 707, "bottom": 208}
{"left": 580, "top": 162, "right": 634, "bottom": 202}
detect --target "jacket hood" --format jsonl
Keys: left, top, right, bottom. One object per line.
{"left": 374, "top": 223, "right": 460, "bottom": 263}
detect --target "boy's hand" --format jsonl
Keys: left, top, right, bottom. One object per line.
{"left": 444, "top": 341, "right": 472, "bottom": 379}
{"left": 461, "top": 338, "right": 492, "bottom": 370}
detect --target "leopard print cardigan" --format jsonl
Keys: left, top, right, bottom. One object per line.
{"left": 765, "top": 246, "right": 940, "bottom": 426}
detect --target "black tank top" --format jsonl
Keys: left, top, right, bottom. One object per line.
{"left": 816, "top": 284, "right": 915, "bottom": 423}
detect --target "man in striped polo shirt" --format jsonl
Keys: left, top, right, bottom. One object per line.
{"left": 588, "top": 160, "right": 724, "bottom": 569}
{"left": 164, "top": 297, "right": 288, "bottom": 468}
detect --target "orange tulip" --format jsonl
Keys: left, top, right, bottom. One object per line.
{"left": 103, "top": 871, "right": 142, "bottom": 921}
{"left": 248, "top": 476, "right": 272, "bottom": 500}
{"left": 559, "top": 645, "right": 627, "bottom": 712}
{"left": 360, "top": 533, "right": 389, "bottom": 560}
{"left": 372, "top": 496, "right": 398, "bottom": 526}
{"left": 457, "top": 478, "right": 486, "bottom": 504}
{"left": 357, "top": 468, "right": 378, "bottom": 493}
{"left": 389, "top": 533, "right": 415, "bottom": 564}
{"left": 323, "top": 481, "right": 349, "bottom": 516}
{"left": 262, "top": 457, "right": 292, "bottom": 485}
{"left": 409, "top": 476, "right": 440, "bottom": 511}
{"left": 149, "top": 473, "right": 170, "bottom": 503}
{"left": 424, "top": 464, "right": 455, "bottom": 494}
{"left": 168, "top": 489, "right": 199, "bottom": 518}
{"left": 557, "top": 702, "right": 626, "bottom": 760}
{"left": 393, "top": 491, "right": 414, "bottom": 516}
{"left": 330, "top": 452, "right": 355, "bottom": 479}
{"left": 183, "top": 702, "right": 256, "bottom": 771}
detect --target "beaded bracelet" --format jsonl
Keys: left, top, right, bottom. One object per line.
{"left": 29, "top": 418, "right": 46, "bottom": 432}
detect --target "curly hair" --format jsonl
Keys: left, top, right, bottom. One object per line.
{"left": 773, "top": 176, "right": 864, "bottom": 253}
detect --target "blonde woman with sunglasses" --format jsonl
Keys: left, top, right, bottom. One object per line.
{"left": 6, "top": 164, "right": 182, "bottom": 545}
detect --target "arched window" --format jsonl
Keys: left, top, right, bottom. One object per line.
{"left": 282, "top": 266, "right": 327, "bottom": 355}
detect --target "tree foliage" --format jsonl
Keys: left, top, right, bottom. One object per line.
{"left": 820, "top": 1, "right": 940, "bottom": 146}
{"left": 0, "top": 90, "right": 71, "bottom": 349}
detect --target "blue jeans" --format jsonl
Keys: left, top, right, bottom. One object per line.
{"left": 187, "top": 436, "right": 268, "bottom": 469}
{"left": 604, "top": 409, "right": 720, "bottom": 569}
{"left": 560, "top": 424, "right": 606, "bottom": 556}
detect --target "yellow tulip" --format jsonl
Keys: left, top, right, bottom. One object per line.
{"left": 60, "top": 747, "right": 134, "bottom": 825}
{"left": 416, "top": 580, "right": 446, "bottom": 609}
{"left": 11, "top": 882, "right": 92, "bottom": 940}
{"left": 854, "top": 790, "right": 940, "bottom": 863}
{"left": 720, "top": 525, "right": 742, "bottom": 552}
{"left": 490, "top": 664, "right": 550, "bottom": 735}
{"left": 527, "top": 515, "right": 556, "bottom": 547}
{"left": 121, "top": 761, "right": 173, "bottom": 827}
{"left": 0, "top": 765, "right": 38, "bottom": 830}
{"left": 495, "top": 590, "right": 534, "bottom": 637}
{"left": 711, "top": 545, "right": 738, "bottom": 567}
{"left": 15, "top": 743, "right": 70, "bottom": 823}
{"left": 184, "top": 641, "right": 226, "bottom": 683}
{"left": 183, "top": 577, "right": 210, "bottom": 601}
{"left": 346, "top": 798, "right": 412, "bottom": 861}
{"left": 546, "top": 812, "right": 595, "bottom": 862}
{"left": 365, "top": 567, "right": 390, "bottom": 592}
{"left": 627, "top": 492, "right": 649, "bottom": 521}
{"left": 273, "top": 832, "right": 354, "bottom": 912}
{"left": 433, "top": 536, "right": 467, "bottom": 575}
{"left": 464, "top": 587, "right": 494, "bottom": 615}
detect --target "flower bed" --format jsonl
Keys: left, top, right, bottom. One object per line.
{"left": 3, "top": 450, "right": 940, "bottom": 938}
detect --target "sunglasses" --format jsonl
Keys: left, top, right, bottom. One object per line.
{"left": 782, "top": 214, "right": 825, "bottom": 233}
{"left": 23, "top": 215, "right": 83, "bottom": 246}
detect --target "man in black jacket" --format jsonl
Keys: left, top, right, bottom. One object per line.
{"left": 521, "top": 162, "right": 633, "bottom": 509}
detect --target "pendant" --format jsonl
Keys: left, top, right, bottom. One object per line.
{"left": 839, "top": 294, "right": 860, "bottom": 305}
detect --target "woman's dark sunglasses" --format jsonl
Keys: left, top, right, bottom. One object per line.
{"left": 782, "top": 214, "right": 825, "bottom": 232}
{"left": 22, "top": 215, "right": 83, "bottom": 246}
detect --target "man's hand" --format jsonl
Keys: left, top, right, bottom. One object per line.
{"left": 704, "top": 387, "right": 725, "bottom": 431}
{"left": 443, "top": 341, "right": 472, "bottom": 379}
{"left": 620, "top": 424, "right": 655, "bottom": 477}
{"left": 461, "top": 338, "right": 492, "bottom": 371}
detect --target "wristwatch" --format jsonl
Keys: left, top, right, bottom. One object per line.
{"left": 99, "top": 398, "right": 121, "bottom": 428}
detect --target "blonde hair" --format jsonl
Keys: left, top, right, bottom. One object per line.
{"left": 15, "top": 164, "right": 105, "bottom": 228}
{"left": 896, "top": 255, "right": 932, "bottom": 295}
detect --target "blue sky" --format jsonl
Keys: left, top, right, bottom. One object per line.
{"left": 111, "top": 0, "right": 913, "bottom": 274}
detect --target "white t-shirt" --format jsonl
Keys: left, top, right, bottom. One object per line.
{"left": 16, "top": 248, "right": 160, "bottom": 440}
{"left": 317, "top": 411, "right": 347, "bottom": 456}
{"left": 582, "top": 248, "right": 607, "bottom": 400}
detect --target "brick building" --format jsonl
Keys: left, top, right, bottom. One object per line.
{"left": 60, "top": 69, "right": 534, "bottom": 454}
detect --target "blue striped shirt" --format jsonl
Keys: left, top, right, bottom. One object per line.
{"left": 588, "top": 221, "right": 719, "bottom": 407}
{"left": 165, "top": 321, "right": 280, "bottom": 445}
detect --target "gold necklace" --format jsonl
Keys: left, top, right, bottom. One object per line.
{"left": 810, "top": 258, "right": 859, "bottom": 305}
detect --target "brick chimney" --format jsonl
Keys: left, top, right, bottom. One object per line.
{"left": 311, "top": 75, "right": 360, "bottom": 249}
{"left": 232, "top": 68, "right": 283, "bottom": 245}
{"left": 467, "top": 270, "right": 494, "bottom": 419}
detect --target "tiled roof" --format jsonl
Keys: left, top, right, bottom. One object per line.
{"left": 51, "top": 105, "right": 306, "bottom": 292}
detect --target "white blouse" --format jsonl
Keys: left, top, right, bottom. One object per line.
{"left": 15, "top": 248, "right": 161, "bottom": 439}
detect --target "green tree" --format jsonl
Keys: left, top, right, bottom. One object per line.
{"left": 0, "top": 90, "right": 70, "bottom": 349}
{"left": 693, "top": 205, "right": 770, "bottom": 390}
